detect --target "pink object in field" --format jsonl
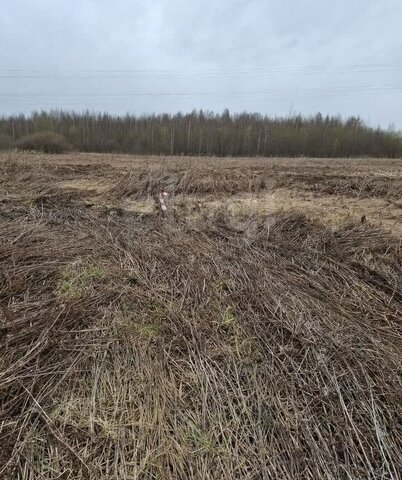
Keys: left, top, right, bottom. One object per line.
{"left": 159, "top": 191, "right": 169, "bottom": 212}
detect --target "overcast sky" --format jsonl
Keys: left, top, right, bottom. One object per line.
{"left": 1, "top": 0, "right": 401, "bottom": 127}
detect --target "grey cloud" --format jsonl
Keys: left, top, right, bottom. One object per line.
{"left": 0, "top": 0, "right": 401, "bottom": 127}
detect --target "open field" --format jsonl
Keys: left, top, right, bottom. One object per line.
{"left": 0, "top": 152, "right": 401, "bottom": 479}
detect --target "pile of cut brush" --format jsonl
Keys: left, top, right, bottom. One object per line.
{"left": 0, "top": 166, "right": 401, "bottom": 479}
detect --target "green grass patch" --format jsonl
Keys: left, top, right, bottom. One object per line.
{"left": 56, "top": 260, "right": 107, "bottom": 299}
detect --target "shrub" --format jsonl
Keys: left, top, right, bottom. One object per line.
{"left": 15, "top": 131, "right": 73, "bottom": 154}
{"left": 0, "top": 134, "right": 13, "bottom": 150}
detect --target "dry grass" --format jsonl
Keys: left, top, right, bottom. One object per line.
{"left": 106, "top": 162, "right": 402, "bottom": 201}
{"left": 0, "top": 153, "right": 401, "bottom": 479}
{"left": 275, "top": 173, "right": 402, "bottom": 200}
{"left": 106, "top": 164, "right": 270, "bottom": 200}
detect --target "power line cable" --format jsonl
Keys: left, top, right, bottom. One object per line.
{"left": 1, "top": 63, "right": 402, "bottom": 79}
{"left": 1, "top": 85, "right": 401, "bottom": 99}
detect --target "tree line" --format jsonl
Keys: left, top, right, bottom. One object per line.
{"left": 0, "top": 110, "right": 400, "bottom": 157}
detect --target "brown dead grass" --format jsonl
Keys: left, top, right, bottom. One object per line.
{"left": 0, "top": 152, "right": 401, "bottom": 479}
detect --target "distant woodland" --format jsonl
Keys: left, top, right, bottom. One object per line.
{"left": 0, "top": 110, "right": 400, "bottom": 157}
